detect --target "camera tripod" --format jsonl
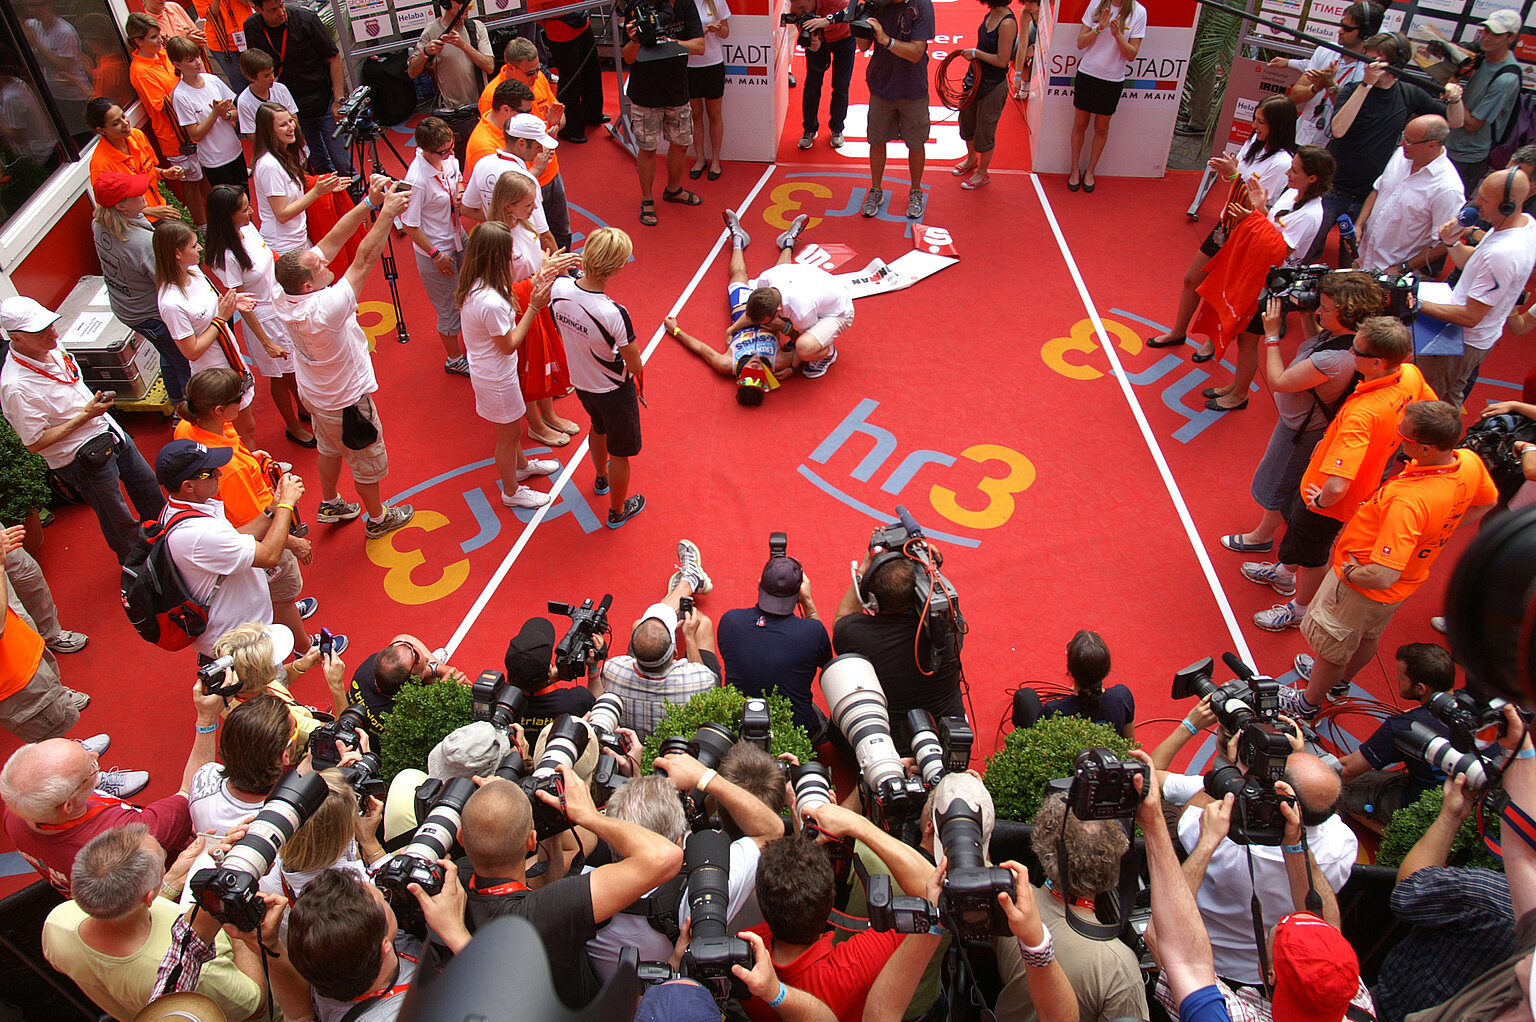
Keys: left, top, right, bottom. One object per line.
{"left": 348, "top": 123, "right": 412, "bottom": 344}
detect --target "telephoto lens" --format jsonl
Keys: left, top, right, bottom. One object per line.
{"left": 375, "top": 775, "right": 477, "bottom": 903}
{"left": 791, "top": 761, "right": 833, "bottom": 818}
{"left": 191, "top": 769, "right": 329, "bottom": 929}
{"left": 658, "top": 734, "right": 693, "bottom": 758}
{"left": 520, "top": 714, "right": 591, "bottom": 838}
{"left": 821, "top": 654, "right": 904, "bottom": 791}
{"left": 493, "top": 747, "right": 526, "bottom": 782}
{"left": 934, "top": 795, "right": 1012, "bottom": 940}
{"left": 1395, "top": 721, "right": 1494, "bottom": 790}
{"left": 681, "top": 829, "right": 754, "bottom": 1000}
{"left": 691, "top": 722, "right": 738, "bottom": 769}
{"left": 907, "top": 710, "right": 945, "bottom": 787}
{"left": 588, "top": 692, "right": 624, "bottom": 737}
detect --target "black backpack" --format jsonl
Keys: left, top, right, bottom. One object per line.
{"left": 360, "top": 51, "right": 421, "bottom": 129}
{"left": 120, "top": 508, "right": 225, "bottom": 651}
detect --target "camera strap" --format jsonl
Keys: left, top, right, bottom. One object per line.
{"left": 1056, "top": 817, "right": 1140, "bottom": 941}
{"left": 941, "top": 933, "right": 996, "bottom": 1022}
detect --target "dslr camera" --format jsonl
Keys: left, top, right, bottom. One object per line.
{"left": 520, "top": 714, "right": 590, "bottom": 839}
{"left": 934, "top": 795, "right": 1012, "bottom": 940}
{"left": 679, "top": 829, "right": 754, "bottom": 1001}
{"left": 191, "top": 769, "right": 329, "bottom": 930}
{"left": 780, "top": 9, "right": 821, "bottom": 48}
{"left": 309, "top": 704, "right": 373, "bottom": 768}
{"left": 660, "top": 721, "right": 739, "bottom": 831}
{"left": 472, "top": 669, "right": 528, "bottom": 732}
{"left": 376, "top": 776, "right": 476, "bottom": 928}
{"left": 821, "top": 654, "right": 927, "bottom": 841}
{"left": 1067, "top": 748, "right": 1148, "bottom": 821}
{"left": 335, "top": 751, "right": 386, "bottom": 812}
{"left": 908, "top": 708, "right": 973, "bottom": 786}
{"left": 548, "top": 595, "right": 612, "bottom": 681}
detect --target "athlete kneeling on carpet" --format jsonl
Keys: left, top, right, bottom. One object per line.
{"left": 664, "top": 211, "right": 800, "bottom": 406}
{"left": 726, "top": 209, "right": 852, "bottom": 380}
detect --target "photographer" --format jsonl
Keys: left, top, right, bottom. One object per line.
{"left": 1374, "top": 775, "right": 1516, "bottom": 1022}
{"left": 717, "top": 547, "right": 831, "bottom": 739}
{"left": 348, "top": 634, "right": 471, "bottom": 734}
{"left": 457, "top": 767, "right": 685, "bottom": 1006}
{"left": 788, "top": 0, "right": 855, "bottom": 151}
{"left": 620, "top": 0, "right": 706, "bottom": 227}
{"left": 1417, "top": 168, "right": 1536, "bottom": 412}
{"left": 41, "top": 824, "right": 265, "bottom": 1021}
{"left": 504, "top": 617, "right": 598, "bottom": 736}
{"left": 2, "top": 676, "right": 221, "bottom": 894}
{"left": 1160, "top": 744, "right": 1356, "bottom": 987}
{"left": 1291, "top": 402, "right": 1497, "bottom": 713}
{"left": 994, "top": 787, "right": 1147, "bottom": 1022}
{"left": 743, "top": 798, "right": 933, "bottom": 1022}
{"left": 280, "top": 865, "right": 465, "bottom": 1022}
{"left": 855, "top": 0, "right": 936, "bottom": 221}
{"left": 1337, "top": 643, "right": 1460, "bottom": 824}
{"left": 406, "top": 0, "right": 495, "bottom": 161}
{"left": 1148, "top": 786, "right": 1376, "bottom": 1022}
{"left": 833, "top": 546, "right": 963, "bottom": 749}
{"left": 274, "top": 176, "right": 416, "bottom": 542}
{"left": 597, "top": 542, "right": 718, "bottom": 738}
{"left": 187, "top": 692, "right": 301, "bottom": 840}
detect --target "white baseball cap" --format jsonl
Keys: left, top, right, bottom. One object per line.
{"left": 504, "top": 112, "right": 559, "bottom": 149}
{"left": 1484, "top": 9, "right": 1521, "bottom": 34}
{"left": 0, "top": 297, "right": 60, "bottom": 334}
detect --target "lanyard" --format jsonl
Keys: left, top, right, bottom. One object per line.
{"left": 467, "top": 874, "right": 528, "bottom": 896}
{"left": 17, "top": 351, "right": 81, "bottom": 387}
{"left": 261, "top": 21, "right": 287, "bottom": 77}
{"left": 195, "top": 272, "right": 250, "bottom": 375}
{"left": 436, "top": 167, "right": 460, "bottom": 236}
{"left": 35, "top": 795, "right": 128, "bottom": 831}
{"left": 347, "top": 951, "right": 418, "bottom": 1004}
{"left": 1044, "top": 880, "right": 1097, "bottom": 911}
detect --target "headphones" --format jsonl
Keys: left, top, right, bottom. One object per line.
{"left": 1500, "top": 169, "right": 1518, "bottom": 217}
{"left": 857, "top": 549, "right": 909, "bottom": 612}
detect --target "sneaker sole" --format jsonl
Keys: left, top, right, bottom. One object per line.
{"left": 1254, "top": 616, "right": 1302, "bottom": 632}
{"left": 607, "top": 498, "right": 646, "bottom": 529}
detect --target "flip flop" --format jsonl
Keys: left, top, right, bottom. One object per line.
{"left": 639, "top": 199, "right": 657, "bottom": 226}
{"left": 1220, "top": 534, "right": 1273, "bottom": 553}
{"left": 663, "top": 187, "right": 703, "bottom": 205}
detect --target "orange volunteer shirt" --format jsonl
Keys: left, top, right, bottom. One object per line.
{"left": 1332, "top": 448, "right": 1497, "bottom": 604}
{"left": 478, "top": 69, "right": 559, "bottom": 184}
{"left": 129, "top": 49, "right": 183, "bottom": 156}
{"left": 464, "top": 112, "right": 503, "bottom": 178}
{"left": 172, "top": 419, "right": 274, "bottom": 528}
{"left": 1299, "top": 362, "right": 1436, "bottom": 523}
{"left": 0, "top": 609, "right": 46, "bottom": 703}
{"left": 190, "top": 0, "right": 255, "bottom": 51}
{"left": 89, "top": 128, "right": 167, "bottom": 207}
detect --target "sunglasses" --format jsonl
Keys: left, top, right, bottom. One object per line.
{"left": 1350, "top": 345, "right": 1377, "bottom": 359}
{"left": 1397, "top": 427, "right": 1423, "bottom": 445}
{"left": 434, "top": 145, "right": 455, "bottom": 157}
{"left": 192, "top": 468, "right": 221, "bottom": 480}
{"left": 389, "top": 639, "right": 423, "bottom": 674}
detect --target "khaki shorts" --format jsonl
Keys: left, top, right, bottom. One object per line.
{"left": 631, "top": 103, "right": 692, "bottom": 151}
{"left": 266, "top": 545, "right": 305, "bottom": 602}
{"left": 867, "top": 95, "right": 930, "bottom": 148}
{"left": 1300, "top": 568, "right": 1403, "bottom": 666}
{"left": 0, "top": 652, "right": 79, "bottom": 741}
{"left": 310, "top": 396, "right": 390, "bottom": 485}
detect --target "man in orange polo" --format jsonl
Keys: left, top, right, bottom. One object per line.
{"left": 1239, "top": 315, "right": 1435, "bottom": 649}
{"left": 465, "top": 78, "right": 534, "bottom": 177}
{"left": 0, "top": 529, "right": 88, "bottom": 742}
{"left": 191, "top": 0, "right": 256, "bottom": 88}
{"left": 1287, "top": 400, "right": 1496, "bottom": 715}
{"left": 480, "top": 38, "right": 572, "bottom": 252}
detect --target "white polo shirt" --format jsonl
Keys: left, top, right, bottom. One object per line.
{"left": 0, "top": 346, "right": 111, "bottom": 468}
{"left": 274, "top": 268, "right": 377, "bottom": 411}
{"left": 461, "top": 150, "right": 549, "bottom": 233}
{"left": 750, "top": 264, "right": 854, "bottom": 331}
{"left": 1358, "top": 149, "right": 1466, "bottom": 271}
{"left": 401, "top": 150, "right": 464, "bottom": 257}
{"left": 1453, "top": 215, "right": 1536, "bottom": 350}
{"left": 160, "top": 497, "right": 272, "bottom": 658}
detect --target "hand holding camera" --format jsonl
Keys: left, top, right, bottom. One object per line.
{"left": 407, "top": 856, "right": 472, "bottom": 952}
{"left": 995, "top": 859, "right": 1046, "bottom": 945}
{"left": 275, "top": 472, "right": 305, "bottom": 507}
{"left": 1275, "top": 780, "right": 1303, "bottom": 847}
{"left": 730, "top": 929, "right": 780, "bottom": 1001}
{"left": 1198, "top": 792, "right": 1235, "bottom": 850}
{"left": 381, "top": 184, "right": 413, "bottom": 220}
{"left": 653, "top": 749, "right": 711, "bottom": 790}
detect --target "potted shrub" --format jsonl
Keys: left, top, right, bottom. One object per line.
{"left": 0, "top": 415, "right": 52, "bottom": 554}
{"left": 641, "top": 686, "right": 815, "bottom": 769}
{"left": 1377, "top": 785, "right": 1503, "bottom": 871}
{"left": 379, "top": 678, "right": 474, "bottom": 783}
{"left": 984, "top": 714, "right": 1135, "bottom": 825}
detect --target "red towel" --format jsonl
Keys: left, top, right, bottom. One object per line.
{"left": 304, "top": 177, "right": 363, "bottom": 277}
{"left": 1189, "top": 212, "right": 1290, "bottom": 359}
{"left": 513, "top": 278, "right": 571, "bottom": 402}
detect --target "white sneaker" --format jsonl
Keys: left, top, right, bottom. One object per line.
{"left": 96, "top": 768, "right": 149, "bottom": 799}
{"left": 1254, "top": 602, "right": 1305, "bottom": 632}
{"left": 1293, "top": 653, "right": 1314, "bottom": 682}
{"left": 676, "top": 539, "right": 712, "bottom": 594}
{"left": 502, "top": 485, "right": 553, "bottom": 508}
{"left": 801, "top": 347, "right": 838, "bottom": 378}
{"left": 46, "top": 630, "right": 89, "bottom": 654}
{"left": 516, "top": 459, "right": 560, "bottom": 481}
{"left": 77, "top": 734, "right": 110, "bottom": 756}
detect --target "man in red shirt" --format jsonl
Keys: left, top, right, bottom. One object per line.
{"left": 1290, "top": 400, "right": 1497, "bottom": 712}
{"left": 0, "top": 680, "right": 223, "bottom": 894}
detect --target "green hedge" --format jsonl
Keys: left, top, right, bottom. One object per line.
{"left": 378, "top": 679, "right": 474, "bottom": 783}
{"left": 984, "top": 715, "right": 1135, "bottom": 824}
{"left": 1377, "top": 785, "right": 1503, "bottom": 872}
{"left": 640, "top": 686, "right": 815, "bottom": 769}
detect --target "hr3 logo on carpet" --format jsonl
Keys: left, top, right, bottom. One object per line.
{"left": 798, "top": 399, "right": 1033, "bottom": 550}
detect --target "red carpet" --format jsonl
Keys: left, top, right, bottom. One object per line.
{"left": 4, "top": 5, "right": 1524, "bottom": 888}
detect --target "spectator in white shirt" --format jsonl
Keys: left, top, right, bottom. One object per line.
{"left": 236, "top": 49, "right": 298, "bottom": 135}
{"left": 1355, "top": 115, "right": 1465, "bottom": 274}
{"left": 167, "top": 36, "right": 245, "bottom": 188}
{"left": 400, "top": 117, "right": 471, "bottom": 378}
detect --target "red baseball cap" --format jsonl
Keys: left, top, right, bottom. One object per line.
{"left": 94, "top": 172, "right": 150, "bottom": 207}
{"left": 1270, "top": 912, "right": 1360, "bottom": 1022}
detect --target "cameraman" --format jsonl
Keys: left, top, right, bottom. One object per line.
{"left": 788, "top": 0, "right": 855, "bottom": 151}
{"left": 597, "top": 544, "right": 718, "bottom": 738}
{"left": 620, "top": 0, "right": 706, "bottom": 226}
{"left": 855, "top": 0, "right": 937, "bottom": 221}
{"left": 1160, "top": 745, "right": 1357, "bottom": 988}
{"left": 834, "top": 546, "right": 964, "bottom": 749}
{"left": 504, "top": 617, "right": 599, "bottom": 737}
{"left": 347, "top": 634, "right": 471, "bottom": 733}
{"left": 1337, "top": 642, "right": 1460, "bottom": 824}
{"left": 457, "top": 767, "right": 685, "bottom": 1006}
{"left": 1148, "top": 786, "right": 1376, "bottom": 1022}
{"left": 994, "top": 788, "right": 1148, "bottom": 1022}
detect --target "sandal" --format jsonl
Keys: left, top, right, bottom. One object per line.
{"left": 639, "top": 199, "right": 658, "bottom": 226}
{"left": 663, "top": 187, "right": 702, "bottom": 205}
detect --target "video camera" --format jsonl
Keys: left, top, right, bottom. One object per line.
{"left": 1174, "top": 654, "right": 1295, "bottom": 845}
{"left": 621, "top": 0, "right": 689, "bottom": 58}
{"left": 1258, "top": 266, "right": 1418, "bottom": 323}
{"left": 847, "top": 0, "right": 901, "bottom": 41}
{"left": 822, "top": 654, "right": 927, "bottom": 842}
{"left": 472, "top": 669, "right": 528, "bottom": 732}
{"left": 332, "top": 85, "right": 376, "bottom": 145}
{"left": 197, "top": 655, "right": 242, "bottom": 698}
{"left": 864, "top": 506, "right": 967, "bottom": 673}
{"left": 376, "top": 776, "right": 475, "bottom": 927}
{"left": 548, "top": 595, "right": 611, "bottom": 681}
{"left": 1460, "top": 413, "right": 1536, "bottom": 504}
{"left": 520, "top": 714, "right": 590, "bottom": 839}
{"left": 190, "top": 769, "right": 328, "bottom": 930}
{"left": 309, "top": 704, "right": 373, "bottom": 769}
